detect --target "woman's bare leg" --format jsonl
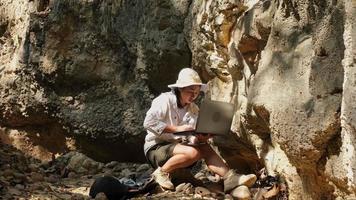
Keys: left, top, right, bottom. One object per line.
{"left": 161, "top": 144, "right": 201, "bottom": 173}
{"left": 198, "top": 144, "right": 229, "bottom": 177}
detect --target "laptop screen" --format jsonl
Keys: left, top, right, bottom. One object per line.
{"left": 195, "top": 100, "right": 234, "bottom": 135}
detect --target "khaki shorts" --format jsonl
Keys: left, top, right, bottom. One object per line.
{"left": 146, "top": 143, "right": 176, "bottom": 168}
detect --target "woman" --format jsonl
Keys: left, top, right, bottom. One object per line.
{"left": 143, "top": 68, "right": 256, "bottom": 193}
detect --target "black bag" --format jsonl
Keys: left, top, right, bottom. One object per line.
{"left": 89, "top": 176, "right": 156, "bottom": 200}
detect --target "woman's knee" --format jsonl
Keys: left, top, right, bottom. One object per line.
{"left": 174, "top": 144, "right": 202, "bottom": 161}
{"left": 185, "top": 147, "right": 201, "bottom": 160}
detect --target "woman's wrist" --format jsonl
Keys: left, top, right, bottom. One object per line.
{"left": 163, "top": 125, "right": 177, "bottom": 133}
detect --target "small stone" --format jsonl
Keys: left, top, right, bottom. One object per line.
{"left": 12, "top": 179, "right": 23, "bottom": 184}
{"left": 76, "top": 167, "right": 88, "bottom": 174}
{"left": 8, "top": 187, "right": 22, "bottom": 195}
{"left": 28, "top": 164, "right": 38, "bottom": 172}
{"left": 45, "top": 175, "right": 58, "bottom": 183}
{"left": 182, "top": 183, "right": 194, "bottom": 194}
{"left": 208, "top": 173, "right": 221, "bottom": 182}
{"left": 120, "top": 168, "right": 134, "bottom": 177}
{"left": 230, "top": 185, "right": 251, "bottom": 199}
{"left": 71, "top": 193, "right": 84, "bottom": 200}
{"left": 194, "top": 171, "right": 206, "bottom": 180}
{"left": 95, "top": 192, "right": 108, "bottom": 200}
{"left": 13, "top": 172, "right": 27, "bottom": 181}
{"left": 3, "top": 169, "right": 13, "bottom": 177}
{"left": 175, "top": 183, "right": 187, "bottom": 192}
{"left": 0, "top": 179, "right": 9, "bottom": 187}
{"left": 113, "top": 165, "right": 124, "bottom": 172}
{"left": 15, "top": 184, "right": 25, "bottom": 190}
{"left": 224, "top": 194, "right": 234, "bottom": 200}
{"left": 195, "top": 186, "right": 211, "bottom": 196}
{"left": 68, "top": 172, "right": 77, "bottom": 179}
{"left": 65, "top": 96, "right": 74, "bottom": 103}
{"left": 262, "top": 184, "right": 280, "bottom": 199}
{"left": 82, "top": 159, "right": 93, "bottom": 169}
{"left": 29, "top": 183, "right": 44, "bottom": 190}
{"left": 97, "top": 163, "right": 104, "bottom": 171}
{"left": 103, "top": 170, "right": 113, "bottom": 177}
{"left": 93, "top": 173, "right": 105, "bottom": 179}
{"left": 58, "top": 194, "right": 72, "bottom": 199}
{"left": 105, "top": 161, "right": 119, "bottom": 168}
{"left": 136, "top": 164, "right": 150, "bottom": 172}
{"left": 40, "top": 160, "right": 51, "bottom": 168}
{"left": 31, "top": 172, "right": 44, "bottom": 182}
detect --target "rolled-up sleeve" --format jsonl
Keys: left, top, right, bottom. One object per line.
{"left": 143, "top": 96, "right": 168, "bottom": 135}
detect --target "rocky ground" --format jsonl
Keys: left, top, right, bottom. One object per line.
{"left": 0, "top": 142, "right": 287, "bottom": 199}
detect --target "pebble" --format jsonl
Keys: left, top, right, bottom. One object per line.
{"left": 224, "top": 194, "right": 234, "bottom": 199}
{"left": 3, "top": 168, "right": 13, "bottom": 177}
{"left": 120, "top": 168, "right": 134, "bottom": 177}
{"left": 95, "top": 192, "right": 108, "bottom": 200}
{"left": 230, "top": 185, "right": 251, "bottom": 199}
{"left": 65, "top": 96, "right": 74, "bottom": 103}
{"left": 103, "top": 170, "right": 114, "bottom": 177}
{"left": 30, "top": 183, "right": 44, "bottom": 190}
{"left": 31, "top": 172, "right": 44, "bottom": 182}
{"left": 15, "top": 184, "right": 25, "bottom": 190}
{"left": 13, "top": 172, "right": 26, "bottom": 181}
{"left": 68, "top": 171, "right": 78, "bottom": 178}
{"left": 45, "top": 174, "right": 58, "bottom": 183}
{"left": 13, "top": 178, "right": 23, "bottom": 184}
{"left": 136, "top": 163, "right": 150, "bottom": 172}
{"left": 195, "top": 186, "right": 211, "bottom": 196}
{"left": 8, "top": 187, "right": 22, "bottom": 195}
{"left": 105, "top": 161, "right": 119, "bottom": 168}
{"left": 71, "top": 193, "right": 85, "bottom": 200}
{"left": 28, "top": 163, "right": 39, "bottom": 172}
{"left": 176, "top": 182, "right": 194, "bottom": 194}
{"left": 59, "top": 193, "right": 72, "bottom": 199}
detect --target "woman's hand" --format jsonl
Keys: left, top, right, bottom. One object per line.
{"left": 164, "top": 124, "right": 194, "bottom": 133}
{"left": 175, "top": 125, "right": 194, "bottom": 132}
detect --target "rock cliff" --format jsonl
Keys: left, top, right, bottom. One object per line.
{"left": 0, "top": 0, "right": 355, "bottom": 199}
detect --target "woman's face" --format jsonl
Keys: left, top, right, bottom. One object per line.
{"left": 179, "top": 85, "right": 201, "bottom": 106}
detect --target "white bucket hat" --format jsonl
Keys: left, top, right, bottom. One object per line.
{"left": 168, "top": 68, "right": 207, "bottom": 92}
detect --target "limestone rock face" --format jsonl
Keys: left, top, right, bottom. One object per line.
{"left": 0, "top": 0, "right": 191, "bottom": 162}
{"left": 187, "top": 0, "right": 355, "bottom": 199}
{"left": 0, "top": 0, "right": 355, "bottom": 199}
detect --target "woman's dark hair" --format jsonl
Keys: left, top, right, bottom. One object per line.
{"left": 173, "top": 88, "right": 184, "bottom": 108}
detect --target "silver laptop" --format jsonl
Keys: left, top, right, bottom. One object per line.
{"left": 174, "top": 100, "right": 234, "bottom": 136}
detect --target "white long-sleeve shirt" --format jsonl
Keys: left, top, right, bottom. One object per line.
{"left": 143, "top": 91, "right": 199, "bottom": 155}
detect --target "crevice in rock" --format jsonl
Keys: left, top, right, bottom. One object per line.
{"left": 312, "top": 116, "right": 341, "bottom": 153}
{"left": 243, "top": 104, "right": 271, "bottom": 139}
{"left": 37, "top": 0, "right": 50, "bottom": 12}
{"left": 281, "top": 0, "right": 301, "bottom": 21}
{"left": 330, "top": 87, "right": 343, "bottom": 95}
{"left": 216, "top": 134, "right": 263, "bottom": 174}
{"left": 0, "top": 20, "right": 8, "bottom": 37}
{"left": 297, "top": 168, "right": 336, "bottom": 200}
{"left": 316, "top": 128, "right": 351, "bottom": 194}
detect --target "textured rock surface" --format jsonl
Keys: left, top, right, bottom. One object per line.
{"left": 187, "top": 0, "right": 355, "bottom": 199}
{"left": 0, "top": 0, "right": 355, "bottom": 199}
{"left": 0, "top": 0, "right": 191, "bottom": 162}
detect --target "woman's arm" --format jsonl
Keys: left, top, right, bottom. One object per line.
{"left": 164, "top": 124, "right": 194, "bottom": 133}
{"left": 143, "top": 95, "right": 194, "bottom": 135}
{"left": 143, "top": 97, "right": 168, "bottom": 135}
